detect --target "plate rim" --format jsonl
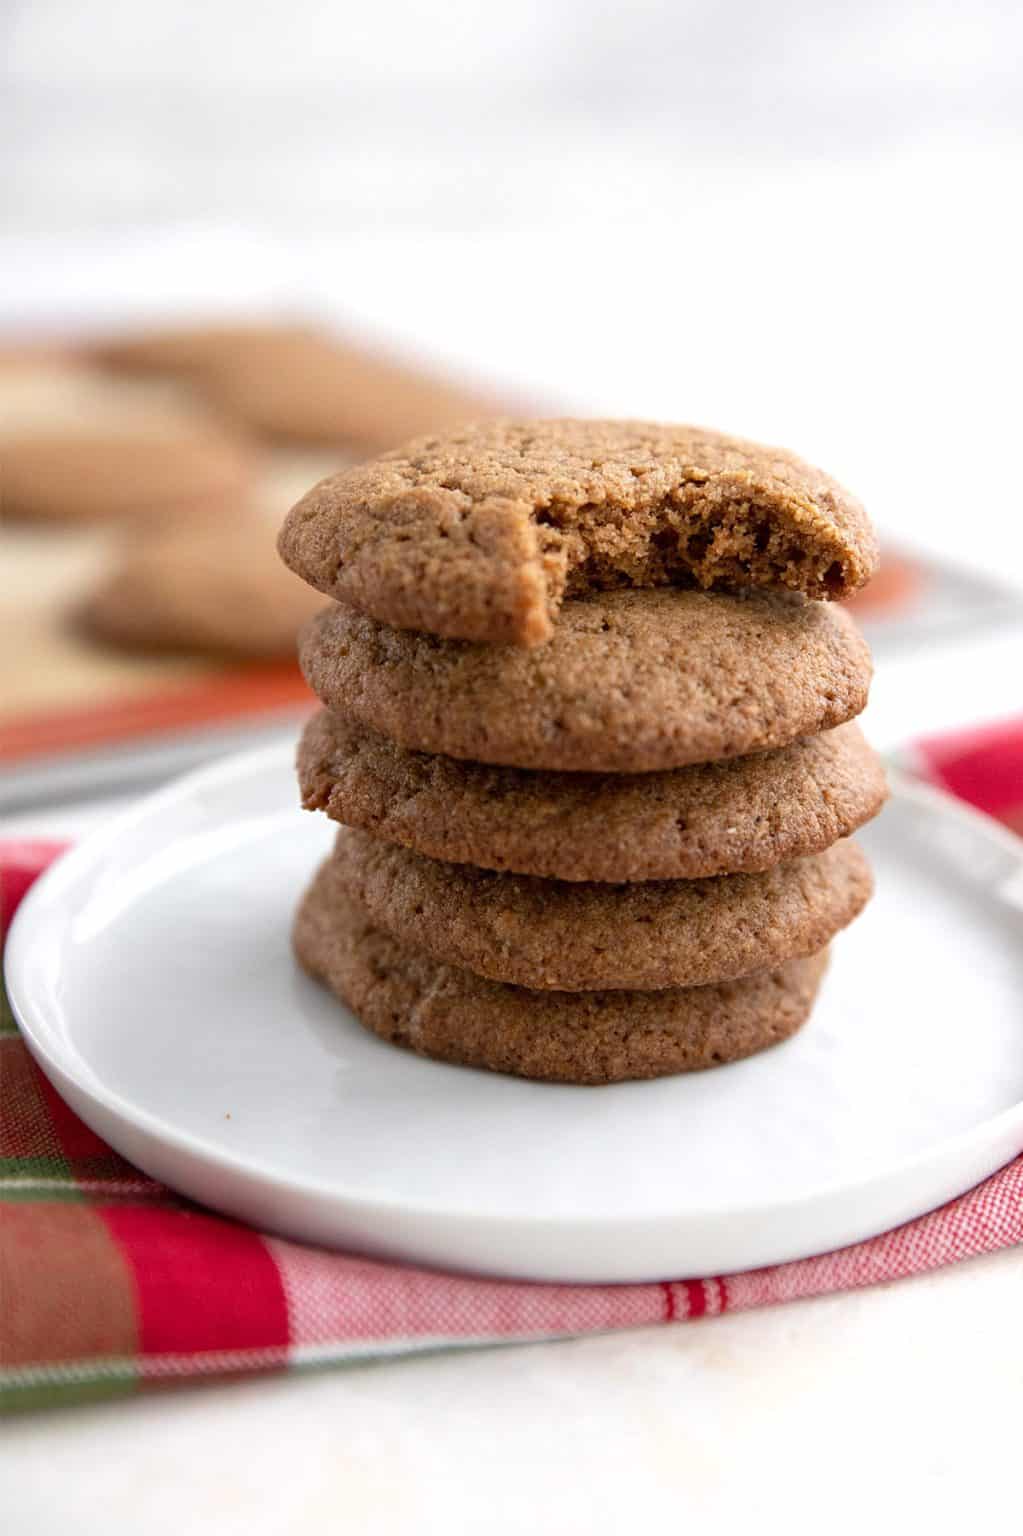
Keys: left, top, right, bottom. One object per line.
{"left": 6, "top": 741, "right": 1023, "bottom": 1247}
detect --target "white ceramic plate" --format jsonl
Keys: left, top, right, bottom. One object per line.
{"left": 7, "top": 745, "right": 1023, "bottom": 1282}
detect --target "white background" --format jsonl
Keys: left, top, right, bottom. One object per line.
{"left": 4, "top": 0, "right": 1023, "bottom": 579}
{"left": 2, "top": 4, "right": 1023, "bottom": 1530}
{"left": 5, "top": 1, "right": 1023, "bottom": 233}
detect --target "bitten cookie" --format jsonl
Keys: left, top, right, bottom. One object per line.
{"left": 75, "top": 518, "right": 327, "bottom": 658}
{"left": 93, "top": 323, "right": 504, "bottom": 453}
{"left": 0, "top": 426, "right": 251, "bottom": 525}
{"left": 279, "top": 418, "right": 879, "bottom": 646}
{"left": 327, "top": 827, "right": 872, "bottom": 991}
{"left": 294, "top": 863, "right": 830, "bottom": 1084}
{"left": 298, "top": 588, "right": 872, "bottom": 773}
{"left": 298, "top": 712, "right": 886, "bottom": 881}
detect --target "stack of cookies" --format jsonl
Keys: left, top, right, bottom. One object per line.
{"left": 280, "top": 421, "right": 886, "bottom": 1085}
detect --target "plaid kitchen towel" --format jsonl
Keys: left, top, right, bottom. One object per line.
{"left": 3, "top": 717, "right": 1023, "bottom": 1413}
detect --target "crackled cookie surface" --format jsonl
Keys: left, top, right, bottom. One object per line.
{"left": 294, "top": 863, "right": 830, "bottom": 1084}
{"left": 298, "top": 588, "right": 872, "bottom": 773}
{"left": 298, "top": 712, "right": 886, "bottom": 880}
{"left": 326, "top": 827, "right": 872, "bottom": 991}
{"left": 279, "top": 418, "right": 878, "bottom": 645}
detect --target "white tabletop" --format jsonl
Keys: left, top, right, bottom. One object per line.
{"left": 3, "top": 1249, "right": 1021, "bottom": 1533}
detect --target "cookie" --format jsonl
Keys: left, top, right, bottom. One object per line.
{"left": 327, "top": 826, "right": 872, "bottom": 991}
{"left": 0, "top": 356, "right": 228, "bottom": 443}
{"left": 279, "top": 419, "right": 878, "bottom": 646}
{"left": 93, "top": 323, "right": 504, "bottom": 453}
{"left": 0, "top": 426, "right": 251, "bottom": 525}
{"left": 75, "top": 517, "right": 327, "bottom": 658}
{"left": 299, "top": 711, "right": 887, "bottom": 880}
{"left": 294, "top": 862, "right": 830, "bottom": 1083}
{"left": 299, "top": 588, "right": 872, "bottom": 773}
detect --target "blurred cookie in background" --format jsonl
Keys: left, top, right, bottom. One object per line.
{"left": 92, "top": 321, "right": 508, "bottom": 453}
{"left": 1, "top": 425, "right": 253, "bottom": 526}
{"left": 74, "top": 514, "right": 326, "bottom": 659}
{"left": 0, "top": 344, "right": 80, "bottom": 376}
{"left": 0, "top": 344, "right": 240, "bottom": 434}
{"left": 0, "top": 350, "right": 255, "bottom": 526}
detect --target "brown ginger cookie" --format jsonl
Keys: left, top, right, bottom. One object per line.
{"left": 75, "top": 516, "right": 327, "bottom": 658}
{"left": 299, "top": 587, "right": 872, "bottom": 773}
{"left": 279, "top": 418, "right": 878, "bottom": 646}
{"left": 93, "top": 323, "right": 505, "bottom": 453}
{"left": 294, "top": 863, "right": 830, "bottom": 1084}
{"left": 298, "top": 712, "right": 886, "bottom": 880}
{"left": 0, "top": 425, "right": 251, "bottom": 525}
{"left": 328, "top": 826, "right": 872, "bottom": 991}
